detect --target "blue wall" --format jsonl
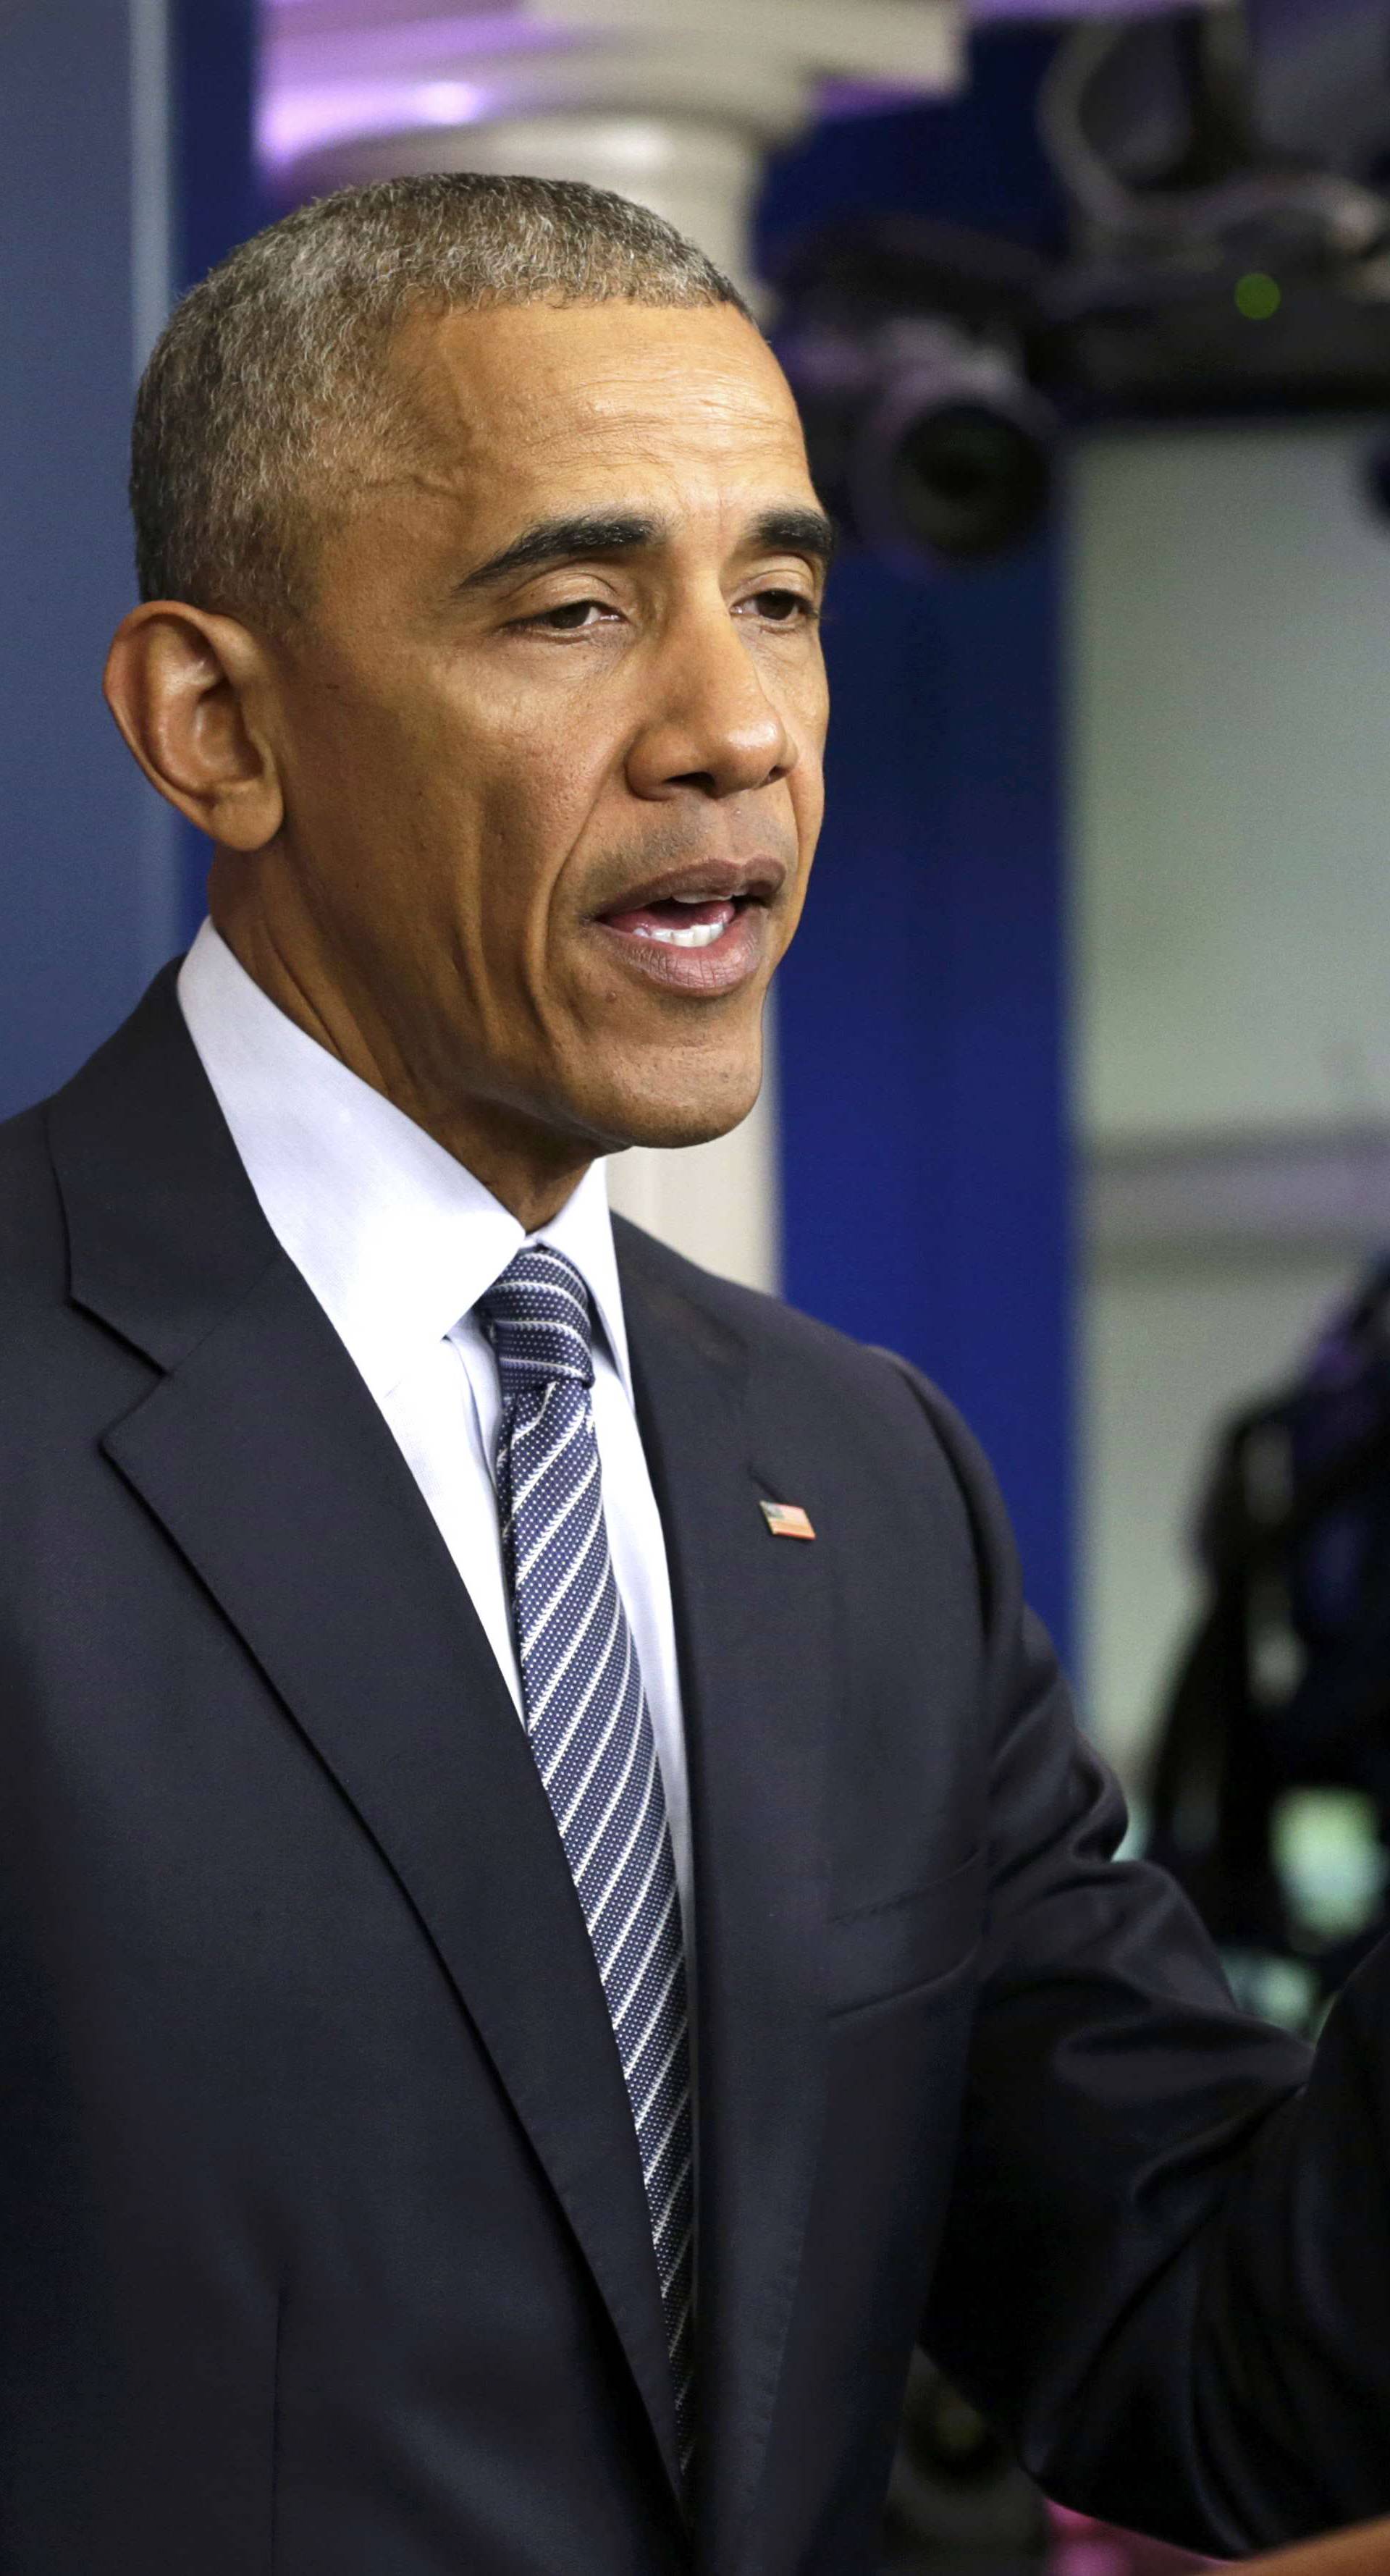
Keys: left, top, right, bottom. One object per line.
{"left": 0, "top": 1, "right": 171, "bottom": 1119}
{"left": 173, "top": 0, "right": 262, "bottom": 298}
{"left": 761, "top": 32, "right": 1076, "bottom": 1651}
{"left": 0, "top": 0, "right": 257, "bottom": 1121}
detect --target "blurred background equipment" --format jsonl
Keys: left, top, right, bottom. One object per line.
{"left": 883, "top": 2357, "right": 1213, "bottom": 2576}
{"left": 1145, "top": 1260, "right": 1390, "bottom": 2034}
{"left": 883, "top": 2357, "right": 1050, "bottom": 2576}
{"left": 1037, "top": 4, "right": 1390, "bottom": 423}
{"left": 771, "top": 220, "right": 1057, "bottom": 566}
{"left": 774, "top": 0, "right": 1390, "bottom": 568}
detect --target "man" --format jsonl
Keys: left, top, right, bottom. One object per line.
{"left": 1, "top": 172, "right": 1386, "bottom": 2576}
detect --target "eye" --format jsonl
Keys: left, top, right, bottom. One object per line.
{"left": 740, "top": 586, "right": 819, "bottom": 626}
{"left": 518, "top": 597, "right": 623, "bottom": 633}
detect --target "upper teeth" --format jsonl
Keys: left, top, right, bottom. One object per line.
{"left": 644, "top": 917, "right": 726, "bottom": 948}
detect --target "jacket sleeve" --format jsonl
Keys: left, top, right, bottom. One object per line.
{"left": 895, "top": 1363, "right": 1390, "bottom": 2556}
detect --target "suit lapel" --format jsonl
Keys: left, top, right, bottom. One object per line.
{"left": 46, "top": 976, "right": 684, "bottom": 2502}
{"left": 618, "top": 1229, "right": 835, "bottom": 2573}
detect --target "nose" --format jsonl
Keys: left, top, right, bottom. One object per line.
{"left": 626, "top": 597, "right": 799, "bottom": 802}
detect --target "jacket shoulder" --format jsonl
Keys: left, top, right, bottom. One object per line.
{"left": 611, "top": 1213, "right": 988, "bottom": 1485}
{"left": 612, "top": 1211, "right": 880, "bottom": 1377}
{"left": 613, "top": 1215, "right": 1022, "bottom": 1651}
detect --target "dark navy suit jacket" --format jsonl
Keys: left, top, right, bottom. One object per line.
{"left": 0, "top": 967, "right": 1386, "bottom": 2575}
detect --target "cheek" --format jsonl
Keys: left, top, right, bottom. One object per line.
{"left": 462, "top": 770, "right": 589, "bottom": 972}
{"left": 482, "top": 694, "right": 615, "bottom": 846}
{"left": 447, "top": 659, "right": 610, "bottom": 826}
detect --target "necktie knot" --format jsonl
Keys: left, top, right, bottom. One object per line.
{"left": 476, "top": 1243, "right": 595, "bottom": 1394}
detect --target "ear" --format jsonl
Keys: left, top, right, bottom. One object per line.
{"left": 103, "top": 601, "right": 285, "bottom": 851}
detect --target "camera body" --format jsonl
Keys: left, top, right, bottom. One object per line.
{"left": 773, "top": 10, "right": 1390, "bottom": 569}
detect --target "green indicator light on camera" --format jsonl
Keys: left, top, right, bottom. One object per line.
{"left": 1235, "top": 272, "right": 1282, "bottom": 321}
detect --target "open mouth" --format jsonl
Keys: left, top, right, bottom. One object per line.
{"left": 599, "top": 894, "right": 742, "bottom": 950}
{"left": 588, "top": 863, "right": 783, "bottom": 996}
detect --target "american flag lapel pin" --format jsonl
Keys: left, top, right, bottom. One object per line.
{"left": 759, "top": 1499, "right": 816, "bottom": 1542}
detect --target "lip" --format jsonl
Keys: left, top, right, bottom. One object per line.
{"left": 590, "top": 854, "right": 787, "bottom": 918}
{"left": 584, "top": 852, "right": 785, "bottom": 1000}
{"left": 588, "top": 898, "right": 770, "bottom": 996}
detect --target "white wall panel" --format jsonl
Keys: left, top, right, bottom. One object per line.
{"left": 1072, "top": 424, "right": 1390, "bottom": 1773}
{"left": 1074, "top": 424, "right": 1390, "bottom": 1148}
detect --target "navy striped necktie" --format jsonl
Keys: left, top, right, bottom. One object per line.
{"left": 477, "top": 1242, "right": 696, "bottom": 2470}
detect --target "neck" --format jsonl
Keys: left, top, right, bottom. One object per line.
{"left": 208, "top": 865, "right": 595, "bottom": 1233}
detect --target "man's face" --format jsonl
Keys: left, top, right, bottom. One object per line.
{"left": 253, "top": 298, "right": 830, "bottom": 1158}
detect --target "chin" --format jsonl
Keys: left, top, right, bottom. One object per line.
{"left": 589, "top": 1057, "right": 763, "bottom": 1155}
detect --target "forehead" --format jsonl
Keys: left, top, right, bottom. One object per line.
{"left": 386, "top": 299, "right": 814, "bottom": 523}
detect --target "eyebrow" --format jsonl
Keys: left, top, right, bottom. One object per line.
{"left": 456, "top": 504, "right": 838, "bottom": 593}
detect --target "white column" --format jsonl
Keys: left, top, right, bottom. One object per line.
{"left": 264, "top": 0, "right": 963, "bottom": 1288}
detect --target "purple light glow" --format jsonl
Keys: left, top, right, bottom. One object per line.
{"left": 259, "top": 75, "right": 486, "bottom": 168}
{"left": 262, "top": 0, "right": 1195, "bottom": 12}
{"left": 258, "top": 0, "right": 1200, "bottom": 178}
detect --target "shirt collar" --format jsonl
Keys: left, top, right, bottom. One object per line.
{"left": 176, "top": 918, "right": 632, "bottom": 1405}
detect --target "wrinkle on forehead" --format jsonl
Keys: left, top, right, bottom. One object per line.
{"left": 391, "top": 300, "right": 805, "bottom": 479}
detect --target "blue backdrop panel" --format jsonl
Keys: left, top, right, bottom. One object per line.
{"left": 0, "top": 0, "right": 257, "bottom": 1123}
{"left": 173, "top": 0, "right": 262, "bottom": 300}
{"left": 760, "top": 33, "right": 1075, "bottom": 1652}
{"left": 780, "top": 543, "right": 1072, "bottom": 1654}
{"left": 0, "top": 0, "right": 167, "bottom": 1120}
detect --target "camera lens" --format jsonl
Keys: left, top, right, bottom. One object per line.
{"left": 890, "top": 401, "right": 1053, "bottom": 561}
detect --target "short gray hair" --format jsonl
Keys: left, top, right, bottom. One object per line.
{"left": 130, "top": 172, "right": 751, "bottom": 630}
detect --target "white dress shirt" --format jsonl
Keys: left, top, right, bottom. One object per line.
{"left": 176, "top": 918, "right": 694, "bottom": 1959}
